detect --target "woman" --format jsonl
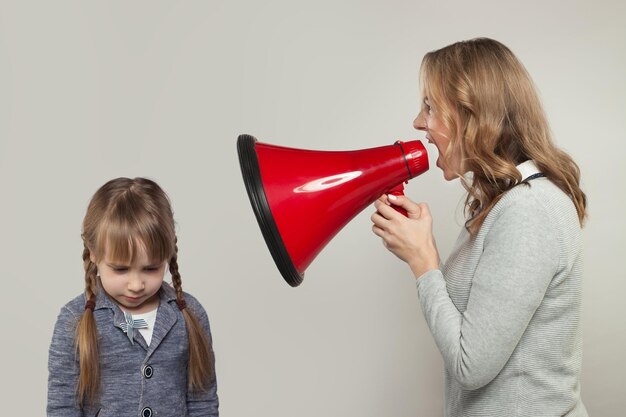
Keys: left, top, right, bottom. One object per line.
{"left": 371, "top": 38, "right": 588, "bottom": 416}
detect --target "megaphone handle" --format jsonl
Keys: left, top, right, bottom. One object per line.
{"left": 388, "top": 183, "right": 408, "bottom": 217}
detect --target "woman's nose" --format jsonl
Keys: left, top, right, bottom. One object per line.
{"left": 413, "top": 111, "right": 427, "bottom": 131}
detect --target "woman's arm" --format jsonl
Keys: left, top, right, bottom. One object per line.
{"left": 372, "top": 191, "right": 560, "bottom": 389}
{"left": 415, "top": 196, "right": 559, "bottom": 389}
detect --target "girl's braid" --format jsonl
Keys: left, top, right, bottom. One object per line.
{"left": 82, "top": 246, "right": 98, "bottom": 307}
{"left": 77, "top": 245, "right": 100, "bottom": 407}
{"left": 168, "top": 239, "right": 214, "bottom": 391}
{"left": 169, "top": 240, "right": 186, "bottom": 310}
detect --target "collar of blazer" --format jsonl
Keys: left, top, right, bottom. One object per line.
{"left": 87, "top": 281, "right": 181, "bottom": 352}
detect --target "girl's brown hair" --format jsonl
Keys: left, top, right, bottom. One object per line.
{"left": 420, "top": 38, "right": 586, "bottom": 234}
{"left": 76, "top": 177, "right": 214, "bottom": 407}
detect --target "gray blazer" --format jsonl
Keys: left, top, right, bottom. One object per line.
{"left": 47, "top": 282, "right": 218, "bottom": 417}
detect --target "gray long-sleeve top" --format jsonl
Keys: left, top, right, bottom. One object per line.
{"left": 47, "top": 282, "right": 218, "bottom": 417}
{"left": 416, "top": 177, "right": 588, "bottom": 416}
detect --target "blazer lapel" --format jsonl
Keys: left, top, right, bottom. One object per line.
{"left": 93, "top": 279, "right": 161, "bottom": 352}
{"left": 145, "top": 283, "right": 179, "bottom": 359}
{"left": 95, "top": 287, "right": 150, "bottom": 351}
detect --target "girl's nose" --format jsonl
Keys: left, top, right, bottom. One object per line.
{"left": 127, "top": 273, "right": 144, "bottom": 292}
{"left": 413, "top": 110, "right": 427, "bottom": 131}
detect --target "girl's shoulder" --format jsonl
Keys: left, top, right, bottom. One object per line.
{"left": 183, "top": 291, "right": 209, "bottom": 318}
{"left": 58, "top": 292, "right": 88, "bottom": 316}
{"left": 51, "top": 293, "right": 89, "bottom": 331}
{"left": 160, "top": 282, "right": 208, "bottom": 315}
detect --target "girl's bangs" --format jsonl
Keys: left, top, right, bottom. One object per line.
{"left": 96, "top": 217, "right": 172, "bottom": 264}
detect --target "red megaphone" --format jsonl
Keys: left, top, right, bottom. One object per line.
{"left": 237, "top": 134, "right": 428, "bottom": 287}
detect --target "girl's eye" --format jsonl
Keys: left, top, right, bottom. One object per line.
{"left": 144, "top": 266, "right": 160, "bottom": 272}
{"left": 113, "top": 267, "right": 129, "bottom": 273}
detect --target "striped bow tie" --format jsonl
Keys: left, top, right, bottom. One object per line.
{"left": 120, "top": 311, "right": 148, "bottom": 345}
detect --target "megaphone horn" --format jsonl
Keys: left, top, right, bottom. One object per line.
{"left": 237, "top": 134, "right": 429, "bottom": 287}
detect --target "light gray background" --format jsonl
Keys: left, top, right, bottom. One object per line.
{"left": 1, "top": 1, "right": 624, "bottom": 415}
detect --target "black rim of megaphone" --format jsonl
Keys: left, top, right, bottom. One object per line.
{"left": 237, "top": 134, "right": 304, "bottom": 287}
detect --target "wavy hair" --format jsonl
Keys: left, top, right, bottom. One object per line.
{"left": 419, "top": 38, "right": 586, "bottom": 234}
{"left": 76, "top": 177, "right": 214, "bottom": 407}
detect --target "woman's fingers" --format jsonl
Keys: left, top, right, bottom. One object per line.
{"left": 387, "top": 194, "right": 422, "bottom": 219}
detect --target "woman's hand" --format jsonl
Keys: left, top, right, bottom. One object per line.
{"left": 371, "top": 194, "right": 440, "bottom": 279}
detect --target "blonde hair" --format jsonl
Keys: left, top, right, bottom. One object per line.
{"left": 76, "top": 177, "right": 214, "bottom": 407}
{"left": 420, "top": 38, "right": 586, "bottom": 234}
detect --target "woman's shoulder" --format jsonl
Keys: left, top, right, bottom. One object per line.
{"left": 483, "top": 179, "right": 580, "bottom": 240}
{"left": 495, "top": 179, "right": 576, "bottom": 218}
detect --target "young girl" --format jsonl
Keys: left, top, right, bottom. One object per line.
{"left": 372, "top": 38, "right": 587, "bottom": 416}
{"left": 47, "top": 177, "right": 218, "bottom": 417}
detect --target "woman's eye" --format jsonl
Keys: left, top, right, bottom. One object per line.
{"left": 423, "top": 99, "right": 432, "bottom": 114}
